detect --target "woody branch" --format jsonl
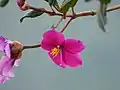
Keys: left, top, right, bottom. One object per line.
{"left": 23, "top": 4, "right": 120, "bottom": 50}
{"left": 29, "top": 4, "right": 120, "bottom": 18}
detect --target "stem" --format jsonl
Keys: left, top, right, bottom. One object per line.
{"left": 107, "top": 4, "right": 120, "bottom": 12}
{"left": 23, "top": 44, "right": 40, "bottom": 50}
{"left": 76, "top": 4, "right": 120, "bottom": 17}
{"left": 72, "top": 7, "right": 76, "bottom": 17}
{"left": 21, "top": 4, "right": 120, "bottom": 50}
{"left": 61, "top": 18, "right": 73, "bottom": 33}
{"left": 29, "top": 5, "right": 120, "bottom": 18}
{"left": 50, "top": 6, "right": 55, "bottom": 13}
{"left": 53, "top": 17, "right": 63, "bottom": 29}
{"left": 29, "top": 6, "right": 61, "bottom": 16}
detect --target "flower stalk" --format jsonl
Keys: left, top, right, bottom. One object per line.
{"left": 23, "top": 44, "right": 40, "bottom": 50}
{"left": 61, "top": 18, "right": 74, "bottom": 33}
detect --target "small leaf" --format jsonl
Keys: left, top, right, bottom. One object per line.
{"left": 97, "top": 0, "right": 111, "bottom": 32}
{"left": 60, "top": 0, "right": 73, "bottom": 14}
{"left": 61, "top": 0, "right": 78, "bottom": 10}
{"left": 0, "top": 0, "right": 9, "bottom": 7}
{"left": 44, "top": 0, "right": 57, "bottom": 6}
{"left": 97, "top": 11, "right": 106, "bottom": 32}
{"left": 44, "top": 0, "right": 60, "bottom": 12}
{"left": 20, "top": 10, "right": 44, "bottom": 23}
{"left": 60, "top": 0, "right": 71, "bottom": 18}
{"left": 84, "top": 0, "right": 111, "bottom": 32}
{"left": 84, "top": 0, "right": 92, "bottom": 2}
{"left": 59, "top": 0, "right": 78, "bottom": 18}
{"left": 97, "top": 3, "right": 107, "bottom": 32}
{"left": 70, "top": 0, "right": 78, "bottom": 8}
{"left": 61, "top": 0, "right": 71, "bottom": 8}
{"left": 100, "top": 0, "right": 111, "bottom": 4}
{"left": 61, "top": 0, "right": 77, "bottom": 8}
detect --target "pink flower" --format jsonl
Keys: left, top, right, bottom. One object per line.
{"left": 17, "top": 0, "right": 29, "bottom": 11}
{"left": 0, "top": 36, "right": 23, "bottom": 83}
{"left": 41, "top": 30, "right": 85, "bottom": 68}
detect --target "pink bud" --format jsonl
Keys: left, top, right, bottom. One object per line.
{"left": 17, "top": 0, "right": 29, "bottom": 11}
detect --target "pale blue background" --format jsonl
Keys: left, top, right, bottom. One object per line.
{"left": 0, "top": 0, "right": 120, "bottom": 90}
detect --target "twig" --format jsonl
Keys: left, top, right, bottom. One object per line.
{"left": 23, "top": 44, "right": 40, "bottom": 50}
{"left": 22, "top": 4, "right": 120, "bottom": 49}
{"left": 29, "top": 4, "right": 120, "bottom": 18}
{"left": 61, "top": 18, "right": 73, "bottom": 33}
{"left": 53, "top": 17, "right": 63, "bottom": 29}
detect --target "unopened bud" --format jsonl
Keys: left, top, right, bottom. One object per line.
{"left": 17, "top": 0, "right": 29, "bottom": 11}
{"left": 11, "top": 41, "right": 23, "bottom": 59}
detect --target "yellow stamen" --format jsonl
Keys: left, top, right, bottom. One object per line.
{"left": 50, "top": 47, "right": 60, "bottom": 58}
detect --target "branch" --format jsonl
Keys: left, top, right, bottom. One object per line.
{"left": 29, "top": 4, "right": 120, "bottom": 18}
{"left": 53, "top": 17, "right": 63, "bottom": 29}
{"left": 23, "top": 4, "right": 120, "bottom": 50}
{"left": 76, "top": 4, "right": 120, "bottom": 17}
{"left": 23, "top": 44, "right": 40, "bottom": 50}
{"left": 61, "top": 18, "right": 73, "bottom": 33}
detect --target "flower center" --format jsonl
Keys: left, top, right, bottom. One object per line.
{"left": 50, "top": 46, "right": 60, "bottom": 58}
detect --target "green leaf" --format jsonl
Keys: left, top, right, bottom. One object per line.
{"left": 59, "top": 0, "right": 71, "bottom": 18}
{"left": 0, "top": 0, "right": 9, "bottom": 7}
{"left": 85, "top": 0, "right": 111, "bottom": 3}
{"left": 84, "top": 0, "right": 92, "bottom": 2}
{"left": 100, "top": 0, "right": 111, "bottom": 4}
{"left": 44, "top": 0, "right": 60, "bottom": 12}
{"left": 61, "top": 0, "right": 71, "bottom": 7}
{"left": 97, "top": 4, "right": 107, "bottom": 32}
{"left": 69, "top": 0, "right": 78, "bottom": 8}
{"left": 60, "top": 0, "right": 73, "bottom": 13}
{"left": 44, "top": 0, "right": 58, "bottom": 6}
{"left": 84, "top": 0, "right": 111, "bottom": 32}
{"left": 20, "top": 10, "right": 44, "bottom": 23}
{"left": 61, "top": 0, "right": 78, "bottom": 8}
{"left": 60, "top": 1, "right": 70, "bottom": 13}
{"left": 60, "top": 0, "right": 78, "bottom": 11}
{"left": 97, "top": 0, "right": 111, "bottom": 32}
{"left": 59, "top": 0, "right": 78, "bottom": 18}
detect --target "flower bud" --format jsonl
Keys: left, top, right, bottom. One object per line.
{"left": 17, "top": 0, "right": 29, "bottom": 11}
{"left": 10, "top": 41, "right": 23, "bottom": 59}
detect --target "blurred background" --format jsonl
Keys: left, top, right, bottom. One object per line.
{"left": 0, "top": 0, "right": 120, "bottom": 90}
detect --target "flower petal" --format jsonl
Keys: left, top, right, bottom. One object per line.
{"left": 62, "top": 50, "right": 83, "bottom": 68}
{"left": 48, "top": 50, "right": 66, "bottom": 68}
{"left": 14, "top": 59, "right": 20, "bottom": 67}
{"left": 42, "top": 30, "right": 65, "bottom": 46}
{"left": 2, "top": 59, "right": 15, "bottom": 77}
{"left": 63, "top": 39, "right": 85, "bottom": 54}
{"left": 4, "top": 44, "right": 11, "bottom": 59}
{"left": 0, "top": 75, "right": 10, "bottom": 83}
{"left": 6, "top": 39, "right": 13, "bottom": 44}
{"left": 0, "top": 56, "right": 9, "bottom": 74}
{"left": 0, "top": 36, "right": 6, "bottom": 51}
{"left": 7, "top": 70, "right": 15, "bottom": 77}
{"left": 41, "top": 39, "right": 56, "bottom": 51}
{"left": 0, "top": 76, "right": 6, "bottom": 83}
